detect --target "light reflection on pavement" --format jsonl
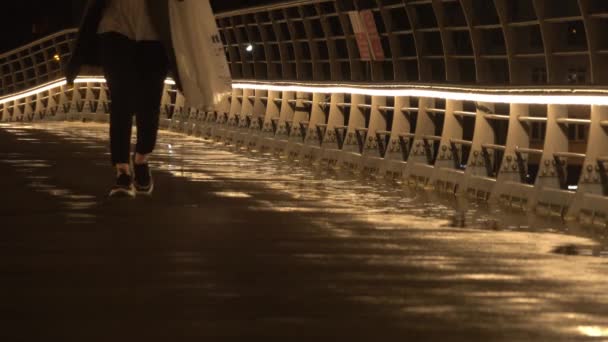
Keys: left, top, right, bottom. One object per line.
{"left": 1, "top": 121, "right": 608, "bottom": 340}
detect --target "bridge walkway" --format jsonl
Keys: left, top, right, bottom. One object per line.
{"left": 0, "top": 122, "right": 607, "bottom": 341}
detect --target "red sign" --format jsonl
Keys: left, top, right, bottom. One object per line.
{"left": 359, "top": 10, "right": 385, "bottom": 61}
{"left": 355, "top": 32, "right": 372, "bottom": 60}
{"left": 349, "top": 11, "right": 372, "bottom": 61}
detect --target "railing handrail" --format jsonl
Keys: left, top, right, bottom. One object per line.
{"left": 233, "top": 80, "right": 608, "bottom": 98}
{"left": 0, "top": 28, "right": 78, "bottom": 60}
{"left": 214, "top": 0, "right": 333, "bottom": 19}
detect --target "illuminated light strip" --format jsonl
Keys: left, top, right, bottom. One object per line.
{"left": 232, "top": 82, "right": 608, "bottom": 106}
{"left": 234, "top": 80, "right": 608, "bottom": 95}
{"left": 74, "top": 77, "right": 106, "bottom": 84}
{"left": 72, "top": 77, "right": 177, "bottom": 85}
{"left": 0, "top": 77, "right": 176, "bottom": 105}
{"left": 4, "top": 76, "right": 608, "bottom": 107}
{"left": 0, "top": 79, "right": 66, "bottom": 105}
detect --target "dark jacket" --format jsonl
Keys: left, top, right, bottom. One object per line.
{"left": 66, "top": 0, "right": 182, "bottom": 90}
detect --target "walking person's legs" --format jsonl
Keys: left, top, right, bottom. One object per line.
{"left": 131, "top": 41, "right": 169, "bottom": 194}
{"left": 100, "top": 32, "right": 138, "bottom": 197}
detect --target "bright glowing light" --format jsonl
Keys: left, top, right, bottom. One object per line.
{"left": 0, "top": 77, "right": 178, "bottom": 106}
{"left": 568, "top": 185, "right": 578, "bottom": 190}
{"left": 246, "top": 44, "right": 253, "bottom": 52}
{"left": 213, "top": 191, "right": 252, "bottom": 198}
{"left": 578, "top": 326, "right": 608, "bottom": 337}
{"left": 232, "top": 82, "right": 608, "bottom": 106}
{"left": 0, "top": 79, "right": 66, "bottom": 105}
{"left": 7, "top": 77, "right": 608, "bottom": 108}
{"left": 74, "top": 77, "right": 106, "bottom": 84}
{"left": 53, "top": 54, "right": 61, "bottom": 61}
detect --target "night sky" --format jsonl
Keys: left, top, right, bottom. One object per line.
{"left": 0, "top": 0, "right": 281, "bottom": 53}
{"left": 0, "top": 0, "right": 75, "bottom": 53}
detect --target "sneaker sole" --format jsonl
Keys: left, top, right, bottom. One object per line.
{"left": 109, "top": 187, "right": 136, "bottom": 198}
{"left": 135, "top": 182, "right": 154, "bottom": 195}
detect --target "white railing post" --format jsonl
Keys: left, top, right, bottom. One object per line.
{"left": 319, "top": 93, "right": 347, "bottom": 169}
{"left": 300, "top": 92, "right": 329, "bottom": 165}
{"left": 244, "top": 89, "right": 269, "bottom": 150}
{"left": 493, "top": 103, "right": 537, "bottom": 209}
{"left": 360, "top": 95, "right": 387, "bottom": 176}
{"left": 431, "top": 99, "right": 465, "bottom": 194}
{"left": 270, "top": 91, "right": 293, "bottom": 155}
{"left": 258, "top": 90, "right": 282, "bottom": 152}
{"left": 534, "top": 104, "right": 572, "bottom": 217}
{"left": 461, "top": 102, "right": 497, "bottom": 200}
{"left": 406, "top": 97, "right": 438, "bottom": 189}
{"left": 337, "top": 93, "right": 366, "bottom": 173}
{"left": 380, "top": 96, "right": 414, "bottom": 180}
{"left": 285, "top": 92, "right": 312, "bottom": 160}
{"left": 567, "top": 105, "right": 608, "bottom": 224}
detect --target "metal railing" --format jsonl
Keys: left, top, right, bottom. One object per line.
{"left": 0, "top": 29, "right": 78, "bottom": 96}
{"left": 6, "top": 0, "right": 608, "bottom": 90}
{"left": 1, "top": 1, "right": 608, "bottom": 226}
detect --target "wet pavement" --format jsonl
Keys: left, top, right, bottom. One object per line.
{"left": 1, "top": 122, "right": 608, "bottom": 341}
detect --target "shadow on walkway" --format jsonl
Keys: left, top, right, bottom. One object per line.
{"left": 1, "top": 123, "right": 607, "bottom": 341}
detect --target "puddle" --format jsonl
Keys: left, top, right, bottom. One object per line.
{"left": 552, "top": 244, "right": 608, "bottom": 258}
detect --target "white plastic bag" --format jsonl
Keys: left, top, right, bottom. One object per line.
{"left": 169, "top": 0, "right": 232, "bottom": 111}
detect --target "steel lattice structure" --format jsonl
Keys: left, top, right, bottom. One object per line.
{"left": 1, "top": 1, "right": 607, "bottom": 225}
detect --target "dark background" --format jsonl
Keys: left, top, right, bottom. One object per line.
{"left": 0, "top": 0, "right": 280, "bottom": 53}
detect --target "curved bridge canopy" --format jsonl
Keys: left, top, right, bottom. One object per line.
{"left": 216, "top": 0, "right": 608, "bottom": 86}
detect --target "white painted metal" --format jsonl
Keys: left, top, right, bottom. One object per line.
{"left": 1, "top": 12, "right": 608, "bottom": 227}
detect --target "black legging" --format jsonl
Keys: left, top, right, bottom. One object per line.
{"left": 100, "top": 32, "right": 169, "bottom": 165}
